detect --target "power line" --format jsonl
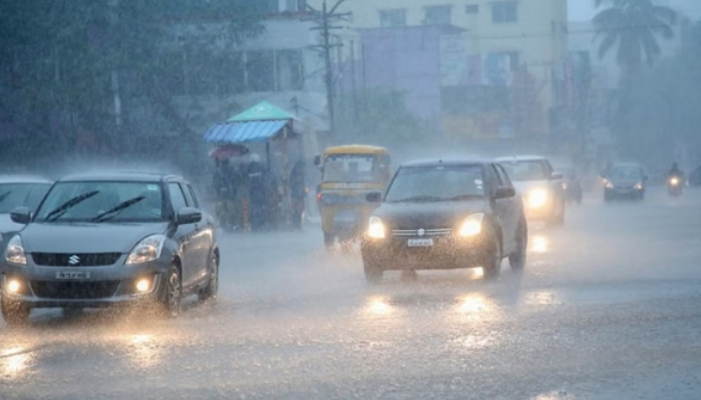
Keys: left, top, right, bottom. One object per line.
{"left": 307, "top": 0, "right": 352, "bottom": 139}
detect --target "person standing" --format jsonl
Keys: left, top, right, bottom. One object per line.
{"left": 247, "top": 154, "right": 267, "bottom": 231}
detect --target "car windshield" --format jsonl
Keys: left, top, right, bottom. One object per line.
{"left": 322, "top": 154, "right": 381, "bottom": 183}
{"left": 385, "top": 164, "right": 485, "bottom": 203}
{"left": 610, "top": 167, "right": 642, "bottom": 180}
{"left": 0, "top": 182, "right": 51, "bottom": 213}
{"left": 34, "top": 181, "right": 165, "bottom": 223}
{"left": 499, "top": 160, "right": 549, "bottom": 181}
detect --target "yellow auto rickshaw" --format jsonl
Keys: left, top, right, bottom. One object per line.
{"left": 314, "top": 145, "right": 391, "bottom": 247}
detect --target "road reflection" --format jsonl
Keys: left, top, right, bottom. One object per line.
{"left": 0, "top": 346, "right": 33, "bottom": 380}
{"left": 122, "top": 334, "right": 164, "bottom": 369}
{"left": 530, "top": 234, "right": 549, "bottom": 253}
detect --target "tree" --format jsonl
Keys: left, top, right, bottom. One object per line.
{"left": 0, "top": 0, "right": 265, "bottom": 170}
{"left": 593, "top": 0, "right": 676, "bottom": 74}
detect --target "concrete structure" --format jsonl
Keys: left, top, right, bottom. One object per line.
{"left": 309, "top": 0, "right": 568, "bottom": 143}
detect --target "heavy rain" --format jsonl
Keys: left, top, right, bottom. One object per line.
{"left": 1, "top": 1, "right": 701, "bottom": 399}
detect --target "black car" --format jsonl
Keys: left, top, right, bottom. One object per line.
{"left": 602, "top": 163, "right": 647, "bottom": 201}
{"left": 0, "top": 175, "right": 52, "bottom": 252}
{"left": 558, "top": 167, "right": 583, "bottom": 204}
{"left": 0, "top": 172, "right": 219, "bottom": 325}
{"left": 361, "top": 159, "right": 527, "bottom": 283}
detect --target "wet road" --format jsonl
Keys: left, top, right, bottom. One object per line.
{"left": 2, "top": 188, "right": 701, "bottom": 400}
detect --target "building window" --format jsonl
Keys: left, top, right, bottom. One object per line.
{"left": 465, "top": 4, "right": 479, "bottom": 14}
{"left": 425, "top": 5, "right": 452, "bottom": 26}
{"left": 276, "top": 49, "right": 304, "bottom": 91}
{"left": 379, "top": 9, "right": 406, "bottom": 27}
{"left": 247, "top": 50, "right": 275, "bottom": 92}
{"left": 491, "top": 1, "right": 518, "bottom": 23}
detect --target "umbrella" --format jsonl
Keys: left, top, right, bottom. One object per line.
{"left": 208, "top": 144, "right": 249, "bottom": 159}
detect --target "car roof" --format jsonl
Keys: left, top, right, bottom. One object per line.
{"left": 58, "top": 171, "right": 185, "bottom": 183}
{"left": 0, "top": 175, "right": 53, "bottom": 184}
{"left": 400, "top": 157, "right": 492, "bottom": 168}
{"left": 494, "top": 155, "right": 549, "bottom": 163}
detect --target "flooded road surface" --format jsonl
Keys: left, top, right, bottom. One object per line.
{"left": 2, "top": 188, "right": 701, "bottom": 400}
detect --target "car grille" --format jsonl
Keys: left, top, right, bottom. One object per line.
{"left": 31, "top": 253, "right": 122, "bottom": 267}
{"left": 31, "top": 281, "right": 120, "bottom": 299}
{"left": 391, "top": 228, "right": 453, "bottom": 237}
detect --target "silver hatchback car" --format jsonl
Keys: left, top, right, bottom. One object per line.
{"left": 0, "top": 172, "right": 219, "bottom": 325}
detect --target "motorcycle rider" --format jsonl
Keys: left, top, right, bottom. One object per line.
{"left": 668, "top": 162, "right": 684, "bottom": 181}
{"left": 667, "top": 162, "right": 685, "bottom": 196}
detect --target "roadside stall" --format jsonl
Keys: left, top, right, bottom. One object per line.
{"left": 203, "top": 101, "right": 305, "bottom": 232}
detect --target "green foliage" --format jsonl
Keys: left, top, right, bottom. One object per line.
{"left": 593, "top": 0, "right": 676, "bottom": 73}
{"left": 0, "top": 0, "right": 264, "bottom": 168}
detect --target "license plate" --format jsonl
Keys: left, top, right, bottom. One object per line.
{"left": 407, "top": 238, "right": 434, "bottom": 247}
{"left": 56, "top": 271, "right": 91, "bottom": 280}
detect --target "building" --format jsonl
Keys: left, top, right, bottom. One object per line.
{"left": 308, "top": 0, "right": 567, "bottom": 148}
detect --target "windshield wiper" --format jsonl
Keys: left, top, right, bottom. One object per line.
{"left": 444, "top": 194, "right": 481, "bottom": 201}
{"left": 0, "top": 190, "right": 11, "bottom": 205}
{"left": 44, "top": 190, "right": 100, "bottom": 222}
{"left": 389, "top": 195, "right": 444, "bottom": 203}
{"left": 91, "top": 195, "right": 145, "bottom": 223}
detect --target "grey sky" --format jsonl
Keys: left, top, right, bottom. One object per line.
{"left": 568, "top": 0, "right": 701, "bottom": 21}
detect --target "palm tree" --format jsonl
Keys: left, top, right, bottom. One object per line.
{"left": 593, "top": 0, "right": 676, "bottom": 74}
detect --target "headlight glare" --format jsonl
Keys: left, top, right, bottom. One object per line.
{"left": 605, "top": 181, "right": 614, "bottom": 189}
{"left": 5, "top": 235, "right": 27, "bottom": 266}
{"left": 367, "top": 217, "right": 386, "bottom": 239}
{"left": 635, "top": 183, "right": 643, "bottom": 190}
{"left": 528, "top": 189, "right": 548, "bottom": 208}
{"left": 126, "top": 235, "right": 166, "bottom": 265}
{"left": 459, "top": 213, "right": 484, "bottom": 237}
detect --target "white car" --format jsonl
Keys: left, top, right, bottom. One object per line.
{"left": 495, "top": 156, "right": 566, "bottom": 227}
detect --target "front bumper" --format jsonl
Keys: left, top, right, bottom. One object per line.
{"left": 361, "top": 233, "right": 489, "bottom": 270}
{"left": 0, "top": 255, "right": 167, "bottom": 308}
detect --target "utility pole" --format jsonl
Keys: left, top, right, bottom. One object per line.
{"left": 308, "top": 0, "right": 351, "bottom": 141}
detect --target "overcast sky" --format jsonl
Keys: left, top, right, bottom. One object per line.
{"left": 568, "top": 0, "right": 701, "bottom": 21}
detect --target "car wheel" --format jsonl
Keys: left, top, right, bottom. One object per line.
{"left": 161, "top": 265, "right": 182, "bottom": 318}
{"left": 482, "top": 231, "right": 501, "bottom": 281}
{"left": 363, "top": 262, "right": 383, "bottom": 284}
{"left": 1, "top": 296, "right": 30, "bottom": 326}
{"left": 198, "top": 251, "right": 219, "bottom": 302}
{"left": 509, "top": 217, "right": 527, "bottom": 272}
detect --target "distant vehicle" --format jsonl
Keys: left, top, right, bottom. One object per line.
{"left": 558, "top": 166, "right": 583, "bottom": 204}
{"left": 601, "top": 163, "right": 647, "bottom": 201}
{"left": 360, "top": 158, "right": 527, "bottom": 283}
{"left": 495, "top": 156, "right": 566, "bottom": 226}
{"left": 0, "top": 172, "right": 219, "bottom": 325}
{"left": 0, "top": 175, "right": 52, "bottom": 254}
{"left": 667, "top": 174, "right": 683, "bottom": 197}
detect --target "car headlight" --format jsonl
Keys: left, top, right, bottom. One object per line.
{"left": 527, "top": 189, "right": 548, "bottom": 208}
{"left": 669, "top": 177, "right": 679, "bottom": 186}
{"left": 605, "top": 181, "right": 614, "bottom": 189}
{"left": 5, "top": 235, "right": 27, "bottom": 266}
{"left": 458, "top": 213, "right": 484, "bottom": 237}
{"left": 367, "top": 216, "right": 386, "bottom": 239}
{"left": 635, "top": 182, "right": 643, "bottom": 190}
{"left": 126, "top": 234, "right": 166, "bottom": 265}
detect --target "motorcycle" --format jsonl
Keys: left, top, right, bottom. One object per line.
{"left": 668, "top": 175, "right": 683, "bottom": 197}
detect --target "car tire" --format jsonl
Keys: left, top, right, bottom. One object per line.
{"left": 363, "top": 262, "right": 383, "bottom": 284}
{"left": 509, "top": 217, "right": 527, "bottom": 272}
{"left": 1, "top": 296, "right": 30, "bottom": 326}
{"left": 198, "top": 251, "right": 219, "bottom": 303}
{"left": 160, "top": 264, "right": 182, "bottom": 318}
{"left": 482, "top": 231, "right": 502, "bottom": 281}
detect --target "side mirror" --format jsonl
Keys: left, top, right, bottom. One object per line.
{"left": 10, "top": 207, "right": 31, "bottom": 225}
{"left": 551, "top": 172, "right": 563, "bottom": 180}
{"left": 366, "top": 192, "right": 382, "bottom": 203}
{"left": 494, "top": 187, "right": 516, "bottom": 199}
{"left": 176, "top": 207, "right": 202, "bottom": 225}
{"left": 313, "top": 155, "right": 321, "bottom": 167}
